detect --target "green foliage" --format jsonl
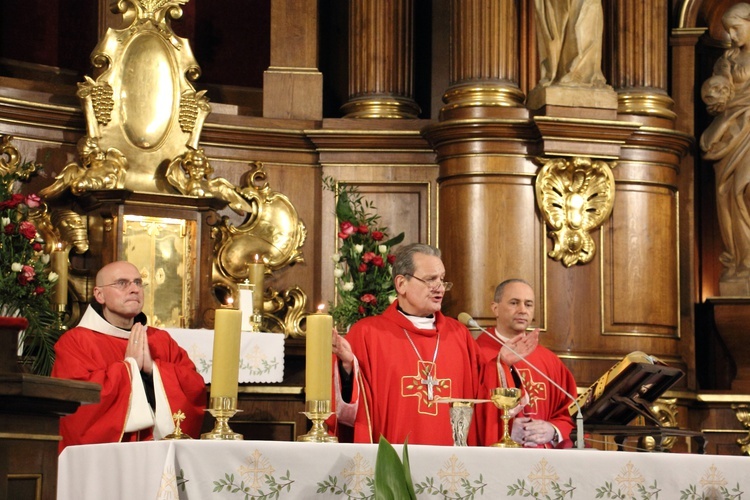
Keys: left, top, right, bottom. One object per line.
{"left": 373, "top": 436, "right": 416, "bottom": 500}
{"left": 324, "top": 176, "right": 404, "bottom": 330}
{"left": 0, "top": 155, "right": 61, "bottom": 375}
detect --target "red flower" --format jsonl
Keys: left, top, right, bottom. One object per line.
{"left": 17, "top": 265, "right": 36, "bottom": 285}
{"left": 387, "top": 254, "right": 396, "bottom": 264}
{"left": 360, "top": 293, "right": 377, "bottom": 305}
{"left": 25, "top": 193, "right": 41, "bottom": 208}
{"left": 34, "top": 286, "right": 46, "bottom": 295}
{"left": 358, "top": 263, "right": 368, "bottom": 273}
{"left": 0, "top": 193, "right": 24, "bottom": 209}
{"left": 358, "top": 305, "right": 365, "bottom": 314}
{"left": 361, "top": 251, "right": 376, "bottom": 263}
{"left": 357, "top": 224, "right": 369, "bottom": 234}
{"left": 19, "top": 220, "right": 37, "bottom": 240}
{"left": 3, "top": 222, "right": 15, "bottom": 235}
{"left": 371, "top": 231, "right": 384, "bottom": 241}
{"left": 372, "top": 255, "right": 385, "bottom": 268}
{"left": 338, "top": 221, "right": 355, "bottom": 240}
{"left": 32, "top": 242, "right": 43, "bottom": 251}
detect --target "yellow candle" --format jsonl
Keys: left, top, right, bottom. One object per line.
{"left": 247, "top": 254, "right": 265, "bottom": 315}
{"left": 238, "top": 282, "right": 254, "bottom": 331}
{"left": 51, "top": 245, "right": 68, "bottom": 306}
{"left": 305, "top": 305, "right": 332, "bottom": 402}
{"left": 210, "top": 303, "right": 242, "bottom": 400}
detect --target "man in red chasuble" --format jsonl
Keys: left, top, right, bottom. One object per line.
{"left": 331, "top": 243, "right": 483, "bottom": 445}
{"left": 476, "top": 279, "right": 577, "bottom": 448}
{"left": 52, "top": 261, "right": 206, "bottom": 452}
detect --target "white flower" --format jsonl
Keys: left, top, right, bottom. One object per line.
{"left": 41, "top": 253, "right": 50, "bottom": 264}
{"left": 333, "top": 267, "right": 344, "bottom": 278}
{"left": 1, "top": 217, "right": 9, "bottom": 226}
{"left": 388, "top": 294, "right": 397, "bottom": 304}
{"left": 354, "top": 244, "right": 364, "bottom": 254}
{"left": 48, "top": 271, "right": 59, "bottom": 283}
{"left": 11, "top": 262, "right": 22, "bottom": 272}
{"left": 331, "top": 253, "right": 341, "bottom": 263}
{"left": 35, "top": 232, "right": 43, "bottom": 242}
{"left": 378, "top": 245, "right": 387, "bottom": 254}
{"left": 341, "top": 282, "right": 354, "bottom": 292}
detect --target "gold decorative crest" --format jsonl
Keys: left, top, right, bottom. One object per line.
{"left": 41, "top": 0, "right": 209, "bottom": 198}
{"left": 535, "top": 156, "right": 615, "bottom": 267}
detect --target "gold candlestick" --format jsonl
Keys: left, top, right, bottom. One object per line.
{"left": 297, "top": 400, "right": 338, "bottom": 443}
{"left": 201, "top": 397, "right": 243, "bottom": 440}
{"left": 491, "top": 387, "right": 522, "bottom": 448}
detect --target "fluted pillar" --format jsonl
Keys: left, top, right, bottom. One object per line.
{"left": 441, "top": 0, "right": 524, "bottom": 119}
{"left": 610, "top": 0, "right": 676, "bottom": 123}
{"left": 340, "top": 0, "right": 419, "bottom": 118}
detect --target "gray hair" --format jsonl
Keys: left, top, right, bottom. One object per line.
{"left": 392, "top": 243, "right": 441, "bottom": 278}
{"left": 493, "top": 278, "right": 532, "bottom": 302}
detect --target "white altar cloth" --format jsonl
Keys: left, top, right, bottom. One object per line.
{"left": 57, "top": 440, "right": 750, "bottom": 499}
{"left": 167, "top": 328, "right": 284, "bottom": 383}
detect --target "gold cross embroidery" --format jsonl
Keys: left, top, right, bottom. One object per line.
{"left": 517, "top": 367, "right": 547, "bottom": 414}
{"left": 401, "top": 360, "right": 451, "bottom": 415}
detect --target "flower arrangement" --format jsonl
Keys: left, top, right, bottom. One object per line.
{"left": 1, "top": 139, "right": 60, "bottom": 375}
{"left": 324, "top": 176, "right": 404, "bottom": 330}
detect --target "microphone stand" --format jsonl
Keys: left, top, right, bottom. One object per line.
{"left": 461, "top": 314, "right": 586, "bottom": 450}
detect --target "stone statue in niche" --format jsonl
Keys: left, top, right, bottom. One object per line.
{"left": 528, "top": 0, "right": 614, "bottom": 110}
{"left": 534, "top": 0, "right": 607, "bottom": 87}
{"left": 700, "top": 2, "right": 750, "bottom": 295}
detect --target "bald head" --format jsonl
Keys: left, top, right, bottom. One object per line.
{"left": 93, "top": 261, "right": 145, "bottom": 328}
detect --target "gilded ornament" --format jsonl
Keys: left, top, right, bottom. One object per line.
{"left": 535, "top": 156, "right": 615, "bottom": 267}
{"left": 732, "top": 404, "right": 750, "bottom": 456}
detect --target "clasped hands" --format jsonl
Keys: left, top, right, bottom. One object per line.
{"left": 125, "top": 322, "right": 152, "bottom": 374}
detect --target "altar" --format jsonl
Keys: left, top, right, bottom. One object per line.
{"left": 57, "top": 440, "right": 749, "bottom": 499}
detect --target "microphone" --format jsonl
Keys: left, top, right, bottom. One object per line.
{"left": 459, "top": 312, "right": 586, "bottom": 450}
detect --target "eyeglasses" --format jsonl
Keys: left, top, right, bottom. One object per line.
{"left": 98, "top": 278, "right": 146, "bottom": 290}
{"left": 404, "top": 274, "right": 453, "bottom": 291}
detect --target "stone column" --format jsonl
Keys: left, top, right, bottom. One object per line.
{"left": 441, "top": 0, "right": 524, "bottom": 119}
{"left": 340, "top": 0, "right": 420, "bottom": 118}
{"left": 610, "top": 0, "right": 675, "bottom": 124}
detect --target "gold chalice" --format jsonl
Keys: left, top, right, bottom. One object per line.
{"left": 491, "top": 387, "right": 522, "bottom": 448}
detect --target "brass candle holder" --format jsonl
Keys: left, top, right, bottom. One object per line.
{"left": 491, "top": 387, "right": 522, "bottom": 448}
{"left": 249, "top": 310, "right": 263, "bottom": 333}
{"left": 297, "top": 400, "right": 338, "bottom": 443}
{"left": 201, "top": 396, "right": 243, "bottom": 440}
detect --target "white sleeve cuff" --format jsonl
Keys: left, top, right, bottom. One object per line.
{"left": 334, "top": 356, "right": 359, "bottom": 427}
{"left": 123, "top": 358, "right": 155, "bottom": 433}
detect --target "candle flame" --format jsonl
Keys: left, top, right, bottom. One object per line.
{"left": 317, "top": 304, "right": 325, "bottom": 313}
{"left": 227, "top": 297, "right": 234, "bottom": 306}
{"left": 254, "top": 254, "right": 262, "bottom": 263}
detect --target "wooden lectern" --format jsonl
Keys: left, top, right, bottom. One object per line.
{"left": 569, "top": 351, "right": 705, "bottom": 452}
{"left": 0, "top": 316, "right": 100, "bottom": 499}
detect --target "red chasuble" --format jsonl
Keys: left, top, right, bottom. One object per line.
{"left": 476, "top": 328, "right": 577, "bottom": 448}
{"left": 338, "top": 301, "right": 483, "bottom": 445}
{"left": 52, "top": 323, "right": 206, "bottom": 452}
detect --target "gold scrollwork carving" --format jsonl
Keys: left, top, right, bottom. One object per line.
{"left": 535, "top": 156, "right": 616, "bottom": 267}
{"left": 213, "top": 161, "right": 306, "bottom": 279}
{"left": 638, "top": 398, "right": 679, "bottom": 451}
{"left": 732, "top": 404, "right": 750, "bottom": 456}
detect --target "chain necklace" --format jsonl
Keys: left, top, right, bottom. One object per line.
{"left": 403, "top": 329, "right": 440, "bottom": 400}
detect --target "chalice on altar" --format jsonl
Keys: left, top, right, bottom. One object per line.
{"left": 491, "top": 387, "right": 522, "bottom": 448}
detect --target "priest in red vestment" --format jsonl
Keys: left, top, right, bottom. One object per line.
{"left": 52, "top": 261, "right": 206, "bottom": 452}
{"left": 331, "top": 243, "right": 484, "bottom": 445}
{"left": 476, "top": 279, "right": 577, "bottom": 448}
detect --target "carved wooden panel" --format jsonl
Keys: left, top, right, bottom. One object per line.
{"left": 602, "top": 184, "right": 679, "bottom": 338}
